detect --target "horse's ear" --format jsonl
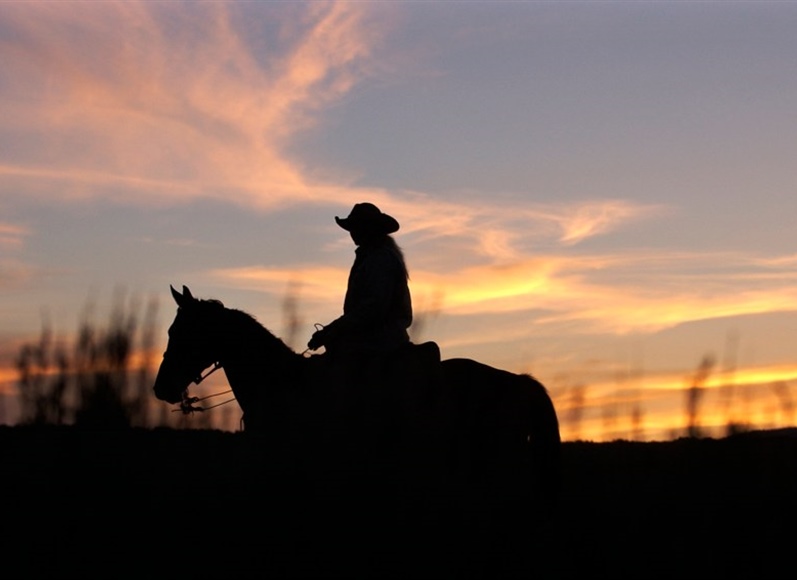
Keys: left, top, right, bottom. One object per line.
{"left": 171, "top": 284, "right": 193, "bottom": 308}
{"left": 170, "top": 285, "right": 183, "bottom": 306}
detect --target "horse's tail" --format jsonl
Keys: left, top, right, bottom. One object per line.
{"left": 524, "top": 375, "right": 562, "bottom": 499}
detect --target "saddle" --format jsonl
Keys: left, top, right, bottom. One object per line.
{"left": 387, "top": 341, "right": 443, "bottom": 415}
{"left": 307, "top": 341, "right": 443, "bottom": 433}
{"left": 396, "top": 340, "right": 442, "bottom": 373}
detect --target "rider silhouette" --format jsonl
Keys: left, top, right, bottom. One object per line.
{"left": 308, "top": 202, "right": 412, "bottom": 357}
{"left": 308, "top": 203, "right": 443, "bottom": 479}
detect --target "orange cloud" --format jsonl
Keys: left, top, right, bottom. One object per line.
{"left": 567, "top": 362, "right": 797, "bottom": 442}
{"left": 415, "top": 251, "right": 797, "bottom": 334}
{"left": 573, "top": 363, "right": 797, "bottom": 401}
{"left": 552, "top": 360, "right": 797, "bottom": 442}
{"left": 209, "top": 247, "right": 797, "bottom": 340}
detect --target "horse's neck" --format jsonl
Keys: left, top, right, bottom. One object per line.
{"left": 217, "top": 309, "right": 300, "bottom": 397}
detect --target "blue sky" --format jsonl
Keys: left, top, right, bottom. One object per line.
{"left": 2, "top": 1, "right": 797, "bottom": 440}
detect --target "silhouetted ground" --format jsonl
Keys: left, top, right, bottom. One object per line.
{"left": 3, "top": 425, "right": 795, "bottom": 578}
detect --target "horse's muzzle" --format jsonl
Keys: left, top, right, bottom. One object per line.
{"left": 152, "top": 373, "right": 183, "bottom": 404}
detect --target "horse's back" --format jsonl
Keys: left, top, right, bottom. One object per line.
{"left": 440, "top": 357, "right": 549, "bottom": 408}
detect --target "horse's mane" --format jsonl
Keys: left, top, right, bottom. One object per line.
{"left": 196, "top": 297, "right": 298, "bottom": 358}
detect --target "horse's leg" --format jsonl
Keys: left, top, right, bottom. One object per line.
{"left": 439, "top": 358, "right": 562, "bottom": 576}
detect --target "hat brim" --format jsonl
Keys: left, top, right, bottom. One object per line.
{"left": 335, "top": 214, "right": 399, "bottom": 234}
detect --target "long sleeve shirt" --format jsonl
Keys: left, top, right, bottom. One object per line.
{"left": 327, "top": 240, "right": 412, "bottom": 353}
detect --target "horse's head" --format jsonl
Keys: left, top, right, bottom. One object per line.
{"left": 153, "top": 285, "right": 223, "bottom": 404}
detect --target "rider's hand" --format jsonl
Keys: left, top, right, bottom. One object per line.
{"left": 307, "top": 328, "right": 326, "bottom": 351}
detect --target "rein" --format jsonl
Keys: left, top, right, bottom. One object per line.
{"left": 174, "top": 362, "right": 237, "bottom": 415}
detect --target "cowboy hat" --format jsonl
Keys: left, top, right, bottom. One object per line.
{"left": 335, "top": 202, "right": 399, "bottom": 234}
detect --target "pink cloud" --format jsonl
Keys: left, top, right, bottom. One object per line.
{"left": 0, "top": 2, "right": 660, "bottom": 252}
{"left": 0, "top": 222, "right": 29, "bottom": 248}
{"left": 0, "top": 1, "right": 388, "bottom": 208}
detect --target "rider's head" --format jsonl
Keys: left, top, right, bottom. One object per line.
{"left": 335, "top": 203, "right": 399, "bottom": 246}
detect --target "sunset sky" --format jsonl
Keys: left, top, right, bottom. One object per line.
{"left": 2, "top": 1, "right": 796, "bottom": 440}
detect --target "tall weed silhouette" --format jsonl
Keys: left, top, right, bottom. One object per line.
{"left": 770, "top": 381, "right": 794, "bottom": 427}
{"left": 281, "top": 279, "right": 304, "bottom": 352}
{"left": 685, "top": 354, "right": 715, "bottom": 438}
{"left": 410, "top": 289, "right": 444, "bottom": 343}
{"left": 15, "top": 289, "right": 159, "bottom": 429}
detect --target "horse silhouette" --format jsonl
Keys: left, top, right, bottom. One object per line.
{"left": 153, "top": 285, "right": 561, "bottom": 510}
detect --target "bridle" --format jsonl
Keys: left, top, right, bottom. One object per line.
{"left": 194, "top": 360, "right": 223, "bottom": 386}
{"left": 174, "top": 361, "right": 236, "bottom": 415}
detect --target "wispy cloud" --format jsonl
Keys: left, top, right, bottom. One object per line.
{"left": 0, "top": 1, "right": 387, "bottom": 209}
{"left": 0, "top": 1, "right": 659, "bottom": 254}
{"left": 0, "top": 222, "right": 29, "bottom": 248}
{"left": 212, "top": 247, "right": 797, "bottom": 338}
{"left": 757, "top": 253, "right": 797, "bottom": 269}
{"left": 0, "top": 259, "right": 35, "bottom": 291}
{"left": 365, "top": 194, "right": 664, "bottom": 265}
{"left": 0, "top": 221, "right": 33, "bottom": 289}
{"left": 548, "top": 200, "right": 659, "bottom": 245}
{"left": 210, "top": 264, "right": 348, "bottom": 302}
{"left": 415, "top": 247, "right": 797, "bottom": 333}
